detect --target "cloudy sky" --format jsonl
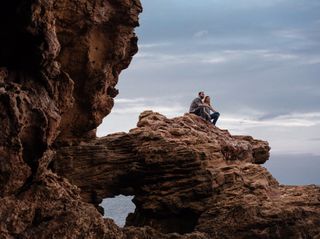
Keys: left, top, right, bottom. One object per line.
{"left": 97, "top": 0, "right": 320, "bottom": 185}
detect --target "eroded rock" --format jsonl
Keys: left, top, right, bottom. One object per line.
{"left": 53, "top": 111, "right": 320, "bottom": 238}
{"left": 0, "top": 0, "right": 142, "bottom": 238}
{"left": 1, "top": 1, "right": 320, "bottom": 238}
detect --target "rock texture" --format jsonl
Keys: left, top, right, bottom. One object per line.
{"left": 0, "top": 0, "right": 143, "bottom": 238}
{"left": 52, "top": 111, "right": 320, "bottom": 238}
{"left": 1, "top": 1, "right": 320, "bottom": 239}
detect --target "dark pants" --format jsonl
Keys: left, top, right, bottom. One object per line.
{"left": 192, "top": 107, "right": 207, "bottom": 120}
{"left": 210, "top": 112, "right": 220, "bottom": 125}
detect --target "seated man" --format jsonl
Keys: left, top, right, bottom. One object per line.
{"left": 189, "top": 91, "right": 208, "bottom": 120}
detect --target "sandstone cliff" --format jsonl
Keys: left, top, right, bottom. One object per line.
{"left": 1, "top": 1, "right": 320, "bottom": 239}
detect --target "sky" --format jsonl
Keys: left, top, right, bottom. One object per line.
{"left": 97, "top": 0, "right": 320, "bottom": 185}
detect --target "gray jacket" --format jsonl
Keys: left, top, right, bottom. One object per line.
{"left": 189, "top": 97, "right": 202, "bottom": 113}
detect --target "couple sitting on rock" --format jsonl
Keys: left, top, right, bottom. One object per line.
{"left": 189, "top": 91, "right": 220, "bottom": 125}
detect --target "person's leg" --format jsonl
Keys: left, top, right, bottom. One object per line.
{"left": 210, "top": 112, "right": 220, "bottom": 125}
{"left": 193, "top": 108, "right": 202, "bottom": 117}
{"left": 204, "top": 113, "right": 211, "bottom": 122}
{"left": 200, "top": 108, "right": 211, "bottom": 121}
{"left": 200, "top": 111, "right": 210, "bottom": 121}
{"left": 193, "top": 108, "right": 209, "bottom": 121}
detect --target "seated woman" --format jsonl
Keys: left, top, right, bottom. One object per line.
{"left": 203, "top": 96, "right": 220, "bottom": 125}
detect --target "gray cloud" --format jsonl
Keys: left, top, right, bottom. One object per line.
{"left": 99, "top": 0, "right": 320, "bottom": 168}
{"left": 309, "top": 138, "right": 320, "bottom": 141}
{"left": 122, "top": 44, "right": 320, "bottom": 116}
{"left": 96, "top": 0, "right": 320, "bottom": 185}
{"left": 265, "top": 153, "right": 320, "bottom": 185}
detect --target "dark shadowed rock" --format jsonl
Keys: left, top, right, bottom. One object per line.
{"left": 0, "top": 0, "right": 142, "bottom": 238}
{"left": 1, "top": 1, "right": 320, "bottom": 238}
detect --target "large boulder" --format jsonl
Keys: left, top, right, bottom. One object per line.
{"left": 53, "top": 111, "right": 320, "bottom": 238}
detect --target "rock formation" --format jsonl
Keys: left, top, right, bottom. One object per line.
{"left": 52, "top": 111, "right": 320, "bottom": 238}
{"left": 1, "top": 1, "right": 320, "bottom": 239}
{"left": 0, "top": 0, "right": 143, "bottom": 238}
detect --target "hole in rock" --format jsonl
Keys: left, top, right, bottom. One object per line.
{"left": 100, "top": 195, "right": 135, "bottom": 227}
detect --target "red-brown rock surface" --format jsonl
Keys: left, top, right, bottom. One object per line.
{"left": 52, "top": 111, "right": 320, "bottom": 238}
{"left": 1, "top": 1, "right": 320, "bottom": 239}
{"left": 0, "top": 0, "right": 143, "bottom": 238}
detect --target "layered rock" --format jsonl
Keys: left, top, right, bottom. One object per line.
{"left": 1, "top": 1, "right": 320, "bottom": 238}
{"left": 0, "top": 0, "right": 143, "bottom": 238}
{"left": 53, "top": 111, "right": 320, "bottom": 238}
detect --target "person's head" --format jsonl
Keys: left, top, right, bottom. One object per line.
{"left": 204, "top": 96, "right": 211, "bottom": 104}
{"left": 198, "top": 91, "right": 205, "bottom": 99}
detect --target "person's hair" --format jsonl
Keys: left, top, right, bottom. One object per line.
{"left": 198, "top": 91, "right": 204, "bottom": 96}
{"left": 204, "top": 96, "right": 211, "bottom": 105}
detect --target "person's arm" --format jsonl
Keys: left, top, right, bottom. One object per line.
{"left": 198, "top": 103, "right": 208, "bottom": 108}
{"left": 195, "top": 98, "right": 207, "bottom": 108}
{"left": 209, "top": 105, "right": 217, "bottom": 112}
{"left": 204, "top": 111, "right": 211, "bottom": 120}
{"left": 203, "top": 103, "right": 216, "bottom": 112}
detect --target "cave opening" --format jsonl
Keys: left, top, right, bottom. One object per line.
{"left": 99, "top": 195, "right": 135, "bottom": 227}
